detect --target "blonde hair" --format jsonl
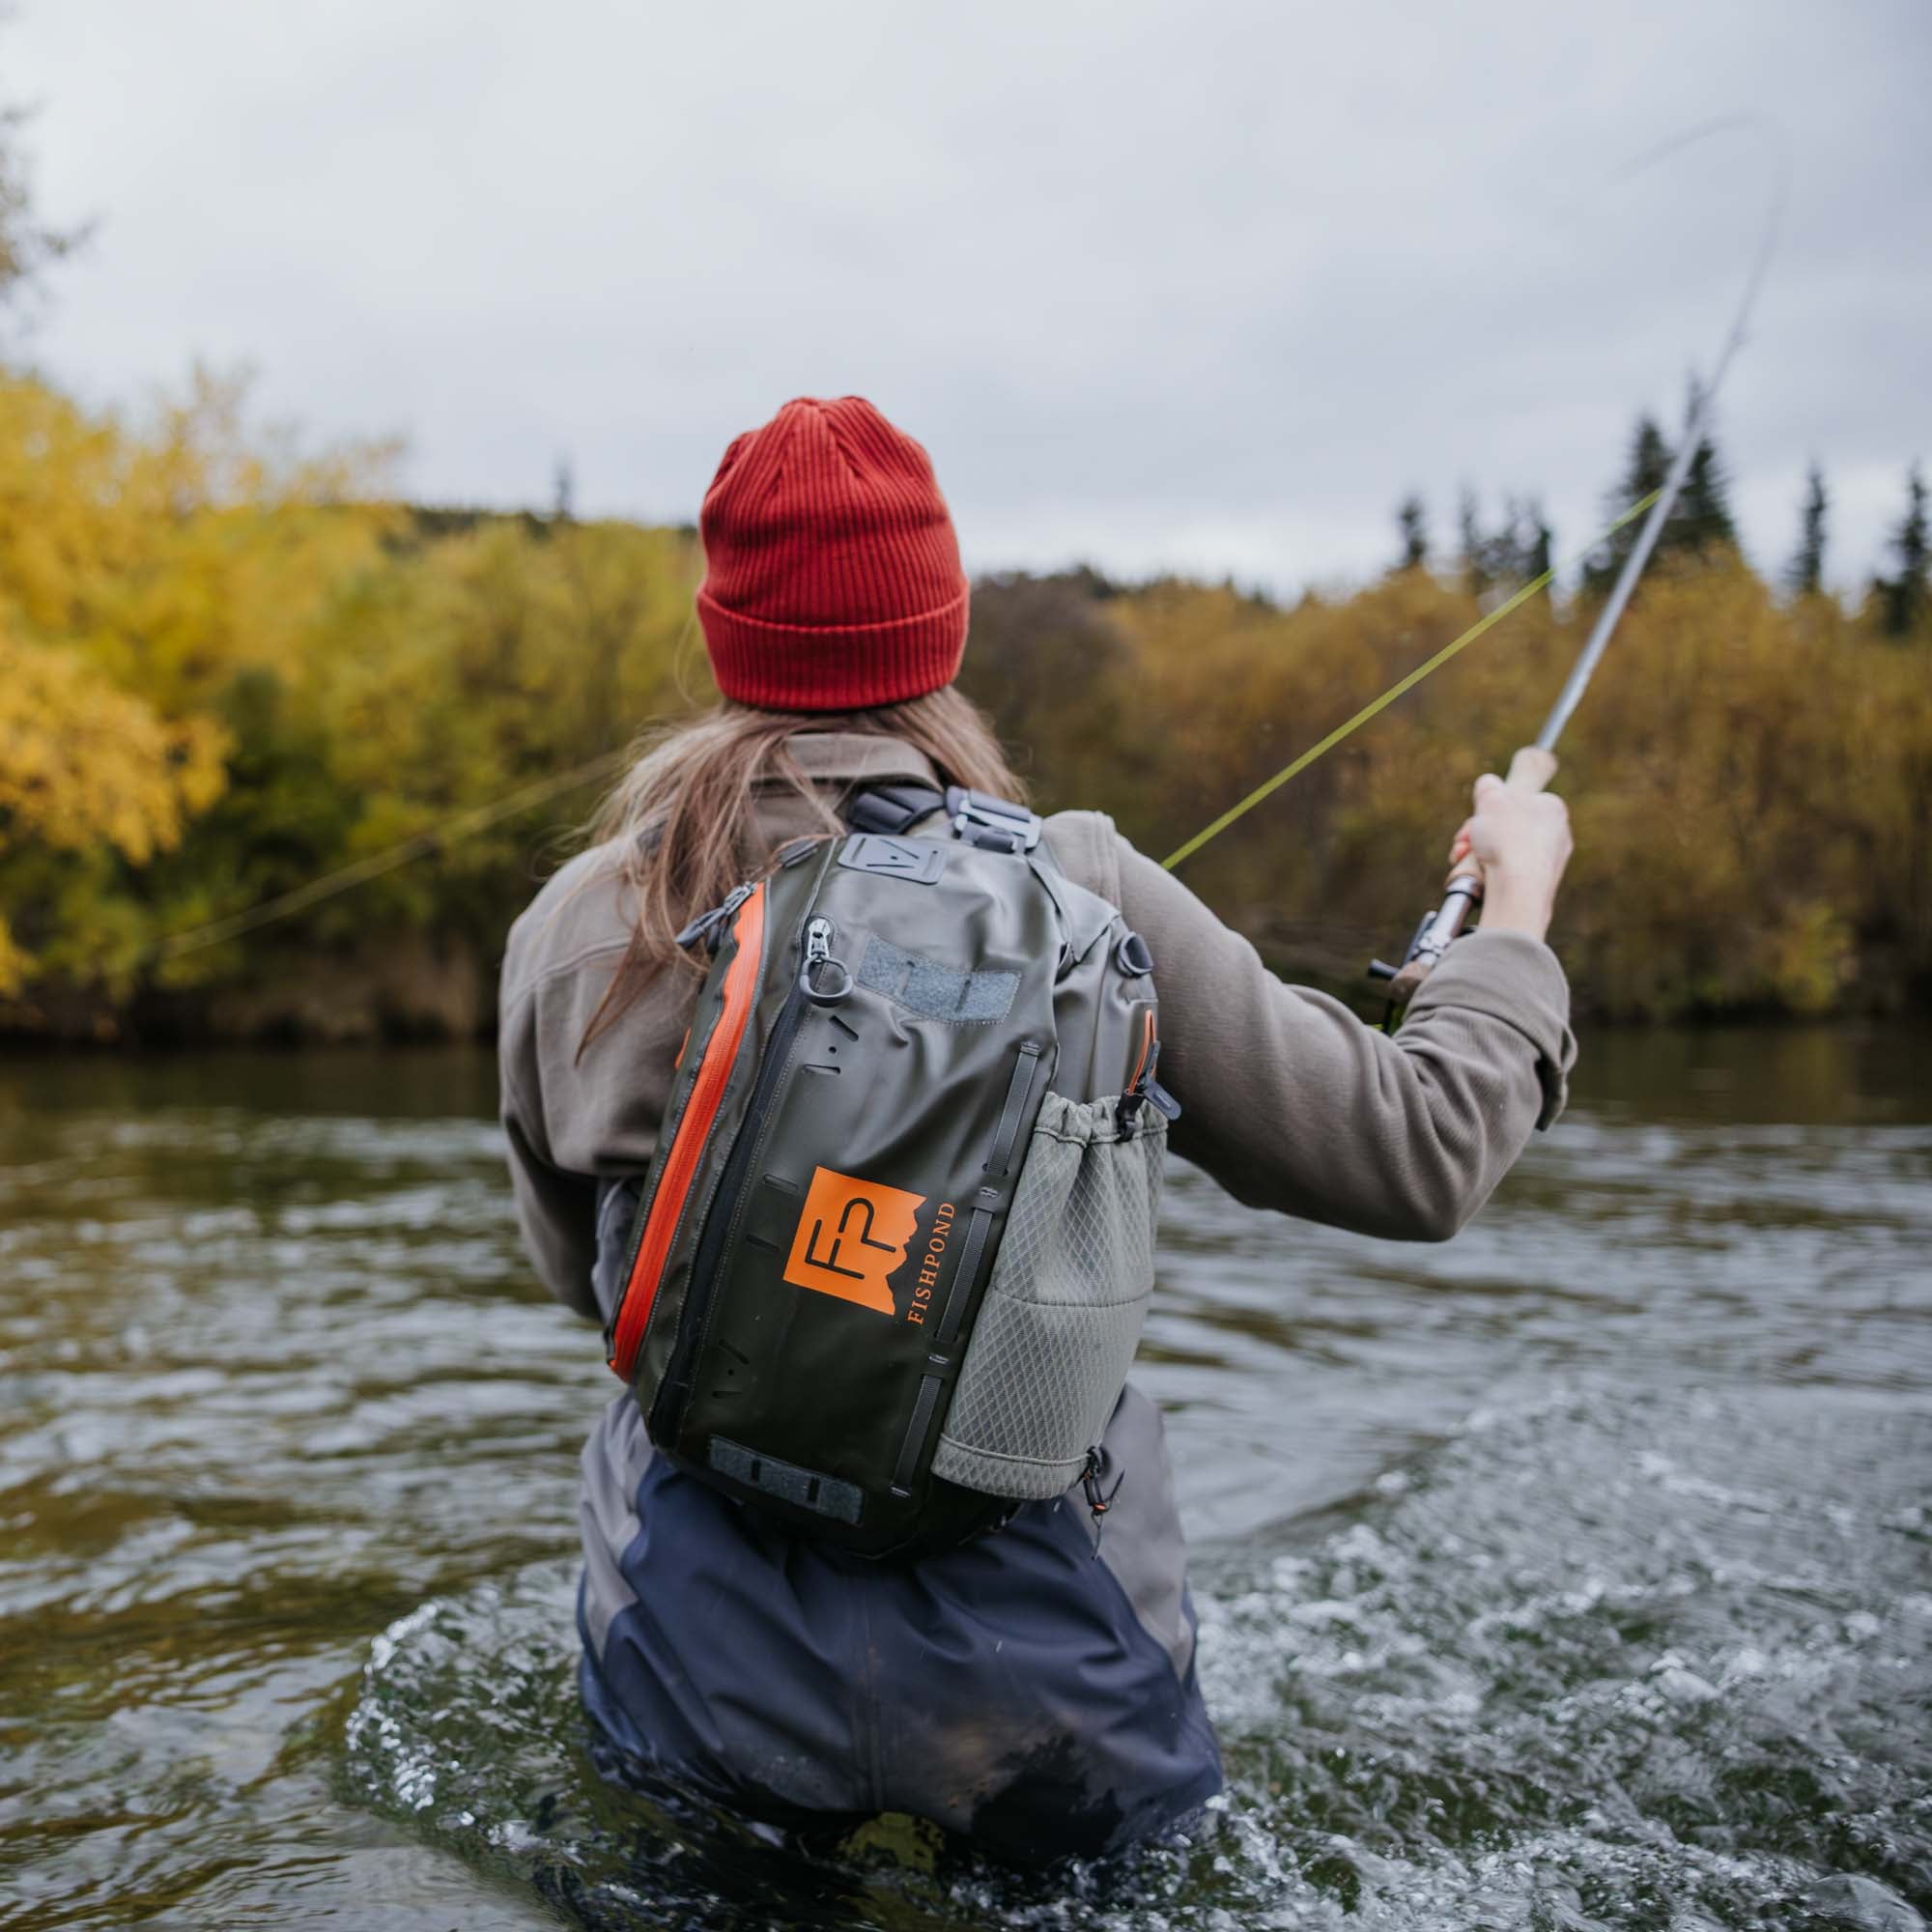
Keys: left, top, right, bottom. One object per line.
{"left": 577, "top": 687, "right": 1024, "bottom": 1053}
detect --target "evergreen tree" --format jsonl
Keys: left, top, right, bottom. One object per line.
{"left": 1875, "top": 463, "right": 1929, "bottom": 638}
{"left": 1457, "top": 486, "right": 1488, "bottom": 595}
{"left": 1395, "top": 493, "right": 1429, "bottom": 572}
{"left": 1785, "top": 463, "right": 1828, "bottom": 597}
{"left": 0, "top": 89, "right": 82, "bottom": 313}
{"left": 1675, "top": 382, "right": 1739, "bottom": 554}
{"left": 1583, "top": 414, "right": 1672, "bottom": 594}
{"left": 1453, "top": 490, "right": 1553, "bottom": 598}
{"left": 1627, "top": 416, "right": 1674, "bottom": 506}
{"left": 1518, "top": 497, "right": 1553, "bottom": 594}
{"left": 1583, "top": 393, "right": 1738, "bottom": 596}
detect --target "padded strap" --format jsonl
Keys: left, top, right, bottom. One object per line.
{"left": 844, "top": 781, "right": 1045, "bottom": 856}
{"left": 843, "top": 781, "right": 947, "bottom": 837}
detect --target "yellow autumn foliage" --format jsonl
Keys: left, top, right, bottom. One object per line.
{"left": 0, "top": 626, "right": 226, "bottom": 991}
{"left": 0, "top": 628, "right": 218, "bottom": 858}
{"left": 962, "top": 556, "right": 1932, "bottom": 1019}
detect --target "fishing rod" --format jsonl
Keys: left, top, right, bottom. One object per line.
{"left": 1369, "top": 384, "right": 1710, "bottom": 1007}
{"left": 1361, "top": 117, "right": 1788, "bottom": 1012}
{"left": 1156, "top": 490, "right": 1660, "bottom": 874}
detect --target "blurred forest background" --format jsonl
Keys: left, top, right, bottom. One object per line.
{"left": 2, "top": 111, "right": 1928, "bottom": 1043}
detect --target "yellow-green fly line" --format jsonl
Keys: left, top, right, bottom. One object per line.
{"left": 1156, "top": 487, "right": 1661, "bottom": 873}
{"left": 154, "top": 748, "right": 633, "bottom": 963}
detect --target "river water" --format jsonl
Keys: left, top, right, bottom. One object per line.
{"left": 2, "top": 1027, "right": 1928, "bottom": 1930}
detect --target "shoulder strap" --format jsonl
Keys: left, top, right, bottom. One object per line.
{"left": 843, "top": 780, "right": 1115, "bottom": 962}
{"left": 843, "top": 781, "right": 1045, "bottom": 855}
{"left": 843, "top": 781, "right": 946, "bottom": 837}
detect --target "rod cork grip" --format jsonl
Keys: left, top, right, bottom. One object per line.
{"left": 1506, "top": 745, "right": 1559, "bottom": 793}
{"left": 1446, "top": 746, "right": 1561, "bottom": 886}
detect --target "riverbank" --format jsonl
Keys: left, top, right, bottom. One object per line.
{"left": 5, "top": 934, "right": 1931, "bottom": 1053}
{"left": 1, "top": 930, "right": 494, "bottom": 1045}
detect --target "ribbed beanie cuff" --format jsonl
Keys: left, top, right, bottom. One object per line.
{"left": 698, "top": 584, "right": 969, "bottom": 710}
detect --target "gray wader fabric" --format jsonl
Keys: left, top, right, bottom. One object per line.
{"left": 579, "top": 1177, "right": 1219, "bottom": 1861}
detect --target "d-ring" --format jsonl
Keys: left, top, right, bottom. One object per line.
{"left": 800, "top": 956, "right": 854, "bottom": 1007}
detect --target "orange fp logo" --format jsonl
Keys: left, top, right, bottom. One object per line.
{"left": 782, "top": 1168, "right": 927, "bottom": 1316}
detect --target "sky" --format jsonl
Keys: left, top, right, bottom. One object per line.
{"left": 6, "top": 0, "right": 1928, "bottom": 596}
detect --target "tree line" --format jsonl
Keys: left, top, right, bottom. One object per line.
{"left": 1394, "top": 390, "right": 1930, "bottom": 634}
{"left": 1, "top": 106, "right": 1927, "bottom": 1039}
{"left": 0, "top": 354, "right": 1926, "bottom": 1039}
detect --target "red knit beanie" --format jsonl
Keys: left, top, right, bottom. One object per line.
{"left": 696, "top": 396, "right": 970, "bottom": 711}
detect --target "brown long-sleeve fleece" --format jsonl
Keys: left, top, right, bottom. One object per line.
{"left": 498, "top": 731, "right": 1576, "bottom": 1321}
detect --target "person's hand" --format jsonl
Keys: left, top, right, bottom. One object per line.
{"left": 1446, "top": 772, "right": 1573, "bottom": 943}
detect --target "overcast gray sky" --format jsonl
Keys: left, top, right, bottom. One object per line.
{"left": 8, "top": 1, "right": 1928, "bottom": 594}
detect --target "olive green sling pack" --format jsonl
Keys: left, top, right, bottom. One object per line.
{"left": 602, "top": 785, "right": 1179, "bottom": 1560}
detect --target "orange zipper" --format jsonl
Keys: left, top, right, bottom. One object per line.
{"left": 607, "top": 883, "right": 767, "bottom": 1379}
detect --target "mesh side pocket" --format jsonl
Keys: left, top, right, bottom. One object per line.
{"left": 932, "top": 1091, "right": 1166, "bottom": 1499}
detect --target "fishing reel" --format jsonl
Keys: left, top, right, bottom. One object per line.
{"left": 1366, "top": 914, "right": 1432, "bottom": 991}
{"left": 1367, "top": 876, "right": 1485, "bottom": 1010}
{"left": 1367, "top": 745, "right": 1557, "bottom": 1024}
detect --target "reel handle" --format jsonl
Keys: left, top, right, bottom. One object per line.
{"left": 1380, "top": 746, "right": 1558, "bottom": 1008}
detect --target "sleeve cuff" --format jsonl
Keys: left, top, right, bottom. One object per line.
{"left": 1410, "top": 928, "right": 1578, "bottom": 1129}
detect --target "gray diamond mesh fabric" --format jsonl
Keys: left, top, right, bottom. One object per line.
{"left": 933, "top": 1091, "right": 1167, "bottom": 1498}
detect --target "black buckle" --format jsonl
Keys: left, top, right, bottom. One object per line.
{"left": 944, "top": 786, "right": 1042, "bottom": 854}
{"left": 673, "top": 881, "right": 753, "bottom": 954}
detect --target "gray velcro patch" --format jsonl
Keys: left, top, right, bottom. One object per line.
{"left": 857, "top": 936, "right": 1019, "bottom": 1023}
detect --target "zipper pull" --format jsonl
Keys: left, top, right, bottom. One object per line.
{"left": 1080, "top": 1444, "right": 1124, "bottom": 1548}
{"left": 799, "top": 917, "right": 852, "bottom": 1006}
{"left": 1118, "top": 1034, "right": 1160, "bottom": 1133}
{"left": 674, "top": 881, "right": 753, "bottom": 954}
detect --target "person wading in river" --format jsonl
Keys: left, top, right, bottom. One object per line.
{"left": 498, "top": 395, "right": 1577, "bottom": 1864}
